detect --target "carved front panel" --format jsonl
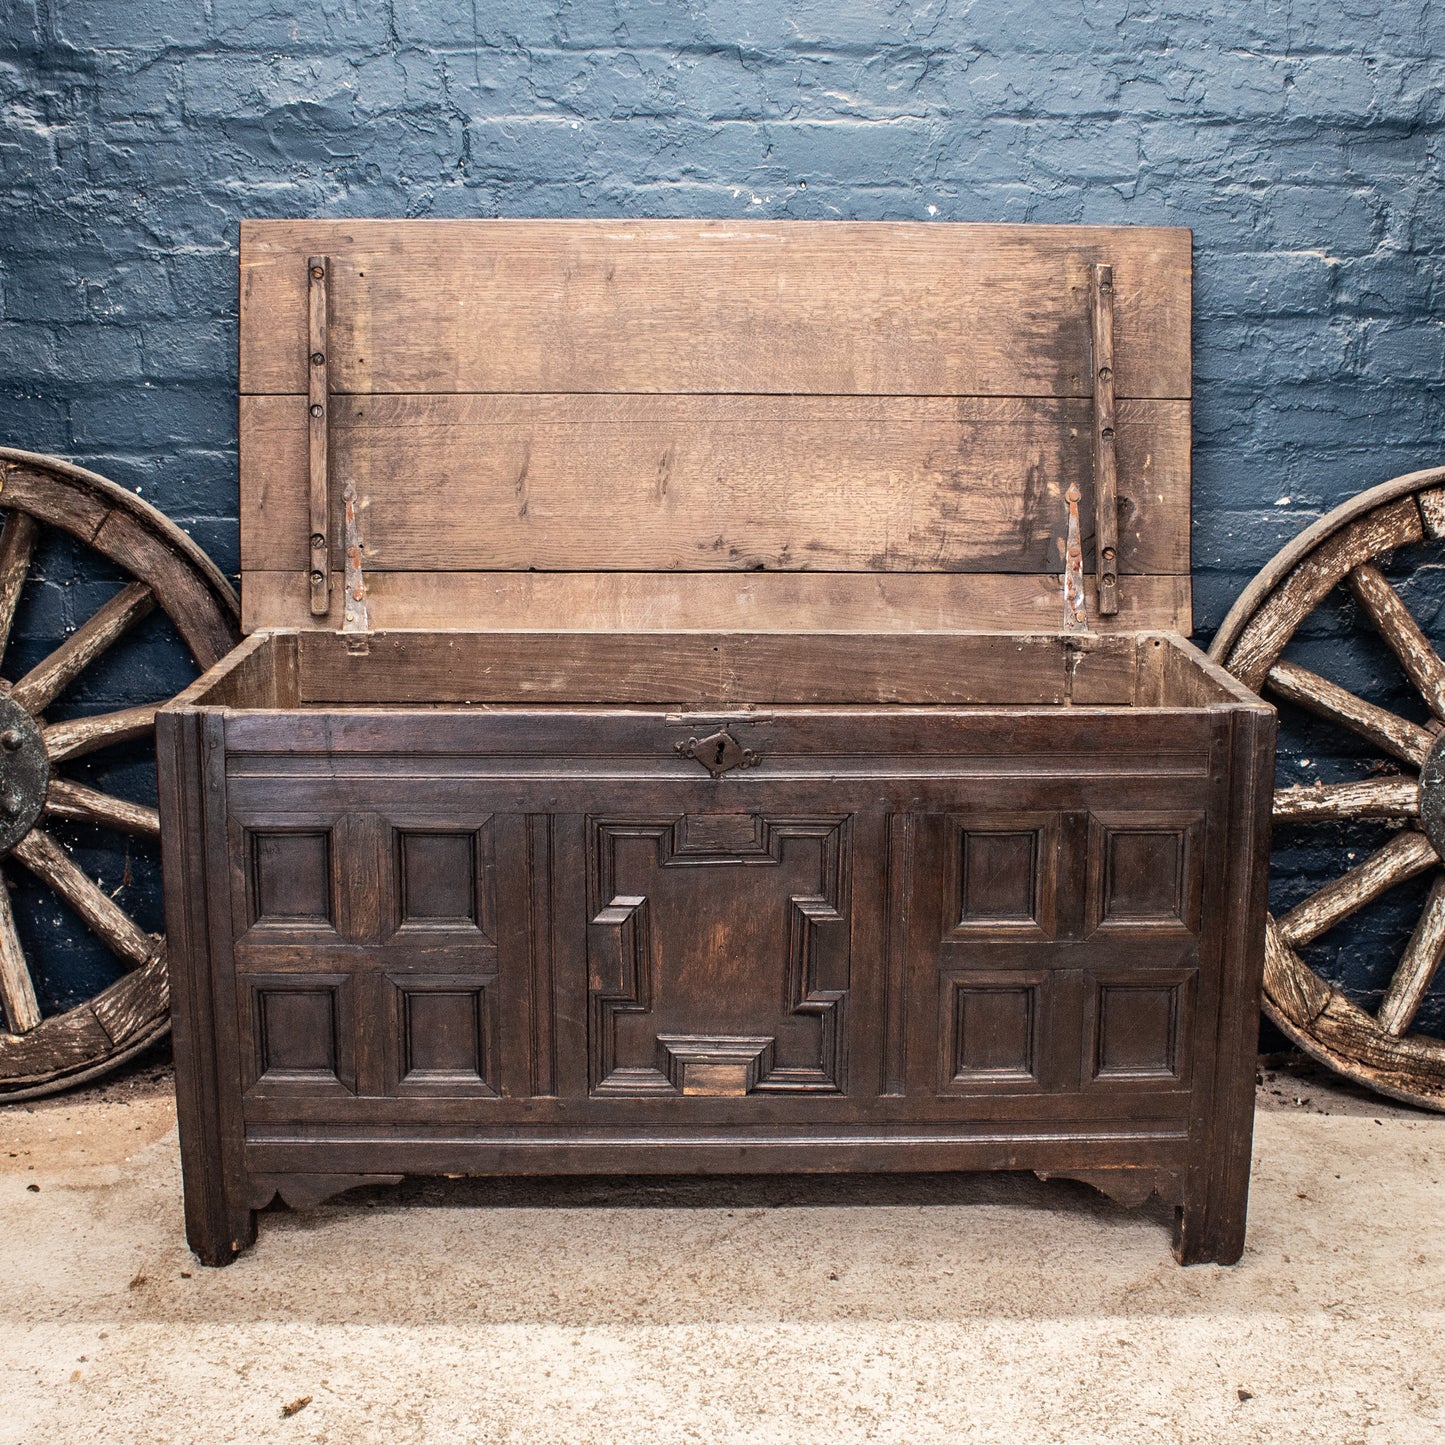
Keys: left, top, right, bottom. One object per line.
{"left": 230, "top": 811, "right": 499, "bottom": 1102}
{"left": 911, "top": 806, "right": 1206, "bottom": 1100}
{"left": 587, "top": 813, "right": 852, "bottom": 1097}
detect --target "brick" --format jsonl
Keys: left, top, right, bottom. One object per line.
{"left": 183, "top": 54, "right": 358, "bottom": 123}
{"left": 140, "top": 319, "right": 233, "bottom": 380}
{"left": 1264, "top": 184, "right": 1384, "bottom": 255}
{"left": 94, "top": 59, "right": 184, "bottom": 120}
{"left": 763, "top": 118, "right": 942, "bottom": 185}
{"left": 67, "top": 384, "right": 233, "bottom": 448}
{"left": 351, "top": 52, "right": 448, "bottom": 116}
{"left": 1363, "top": 320, "right": 1445, "bottom": 382}
{"left": 0, "top": 390, "right": 68, "bottom": 448}
{"left": 166, "top": 251, "right": 238, "bottom": 315}
{"left": 206, "top": 0, "right": 387, "bottom": 50}
{"left": 1337, "top": 248, "right": 1445, "bottom": 314}
{"left": 54, "top": 0, "right": 206, "bottom": 51}
{"left": 1194, "top": 252, "right": 1337, "bottom": 319}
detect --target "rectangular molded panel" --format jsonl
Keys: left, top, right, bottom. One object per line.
{"left": 242, "top": 975, "right": 354, "bottom": 1095}
{"left": 1087, "top": 812, "right": 1204, "bottom": 936}
{"left": 944, "top": 971, "right": 1048, "bottom": 1091}
{"left": 247, "top": 829, "right": 332, "bottom": 928}
{"left": 1085, "top": 969, "right": 1196, "bottom": 1088}
{"left": 948, "top": 813, "right": 1060, "bottom": 939}
{"left": 389, "top": 976, "right": 497, "bottom": 1097}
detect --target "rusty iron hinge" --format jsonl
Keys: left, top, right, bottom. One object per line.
{"left": 341, "top": 477, "right": 369, "bottom": 638}
{"left": 307, "top": 255, "right": 330, "bottom": 617}
{"left": 1091, "top": 262, "right": 1119, "bottom": 616}
{"left": 1062, "top": 482, "right": 1089, "bottom": 632}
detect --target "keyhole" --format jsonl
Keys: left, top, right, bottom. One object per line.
{"left": 714, "top": 741, "right": 727, "bottom": 765}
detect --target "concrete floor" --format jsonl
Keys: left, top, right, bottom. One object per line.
{"left": 1, "top": 1056, "right": 1441, "bottom": 1445}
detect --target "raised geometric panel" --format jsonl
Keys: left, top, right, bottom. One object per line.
{"left": 242, "top": 975, "right": 354, "bottom": 1094}
{"left": 941, "top": 970, "right": 1046, "bottom": 1092}
{"left": 946, "top": 813, "right": 1057, "bottom": 938}
{"left": 1088, "top": 813, "right": 1202, "bottom": 935}
{"left": 393, "top": 819, "right": 495, "bottom": 938}
{"left": 390, "top": 976, "right": 497, "bottom": 1096}
{"left": 1086, "top": 969, "right": 1194, "bottom": 1087}
{"left": 247, "top": 829, "right": 332, "bottom": 928}
{"left": 586, "top": 814, "right": 851, "bottom": 1097}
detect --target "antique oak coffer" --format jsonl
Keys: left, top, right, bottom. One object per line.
{"left": 158, "top": 221, "right": 1275, "bottom": 1266}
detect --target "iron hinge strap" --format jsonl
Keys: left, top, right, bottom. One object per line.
{"left": 1091, "top": 262, "right": 1119, "bottom": 616}
{"left": 306, "top": 255, "right": 330, "bottom": 617}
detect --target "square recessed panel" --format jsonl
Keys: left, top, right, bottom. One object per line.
{"left": 1089, "top": 815, "right": 1203, "bottom": 934}
{"left": 248, "top": 830, "right": 332, "bottom": 927}
{"left": 953, "top": 984, "right": 1035, "bottom": 1079}
{"left": 947, "top": 817, "right": 1056, "bottom": 937}
{"left": 1107, "top": 831, "right": 1185, "bottom": 920}
{"left": 253, "top": 985, "right": 344, "bottom": 1087}
{"left": 400, "top": 832, "right": 478, "bottom": 924}
{"left": 961, "top": 831, "right": 1038, "bottom": 924}
{"left": 393, "top": 981, "right": 496, "bottom": 1095}
{"left": 1095, "top": 984, "right": 1182, "bottom": 1081}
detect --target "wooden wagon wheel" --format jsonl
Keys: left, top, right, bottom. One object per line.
{"left": 1210, "top": 462, "right": 1445, "bottom": 1110}
{"left": 0, "top": 448, "right": 238, "bottom": 1102}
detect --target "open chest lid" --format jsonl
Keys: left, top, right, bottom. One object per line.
{"left": 238, "top": 220, "right": 1191, "bottom": 637}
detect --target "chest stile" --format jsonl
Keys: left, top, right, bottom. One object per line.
{"left": 159, "top": 220, "right": 1275, "bottom": 1266}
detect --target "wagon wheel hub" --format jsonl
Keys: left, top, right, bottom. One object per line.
{"left": 1418, "top": 733, "right": 1445, "bottom": 862}
{"left": 0, "top": 694, "right": 47, "bottom": 854}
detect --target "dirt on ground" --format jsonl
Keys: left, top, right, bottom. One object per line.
{"left": 0, "top": 1049, "right": 1441, "bottom": 1445}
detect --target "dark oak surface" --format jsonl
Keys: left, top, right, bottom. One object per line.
{"left": 162, "top": 631, "right": 1274, "bottom": 1266}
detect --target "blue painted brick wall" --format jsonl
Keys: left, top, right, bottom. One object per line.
{"left": 1, "top": 3, "right": 1443, "bottom": 1028}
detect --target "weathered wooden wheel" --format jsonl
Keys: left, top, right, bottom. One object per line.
{"left": 1210, "top": 462, "right": 1445, "bottom": 1110}
{"left": 0, "top": 448, "right": 238, "bottom": 1101}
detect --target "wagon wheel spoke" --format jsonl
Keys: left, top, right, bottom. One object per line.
{"left": 1275, "top": 829, "right": 1439, "bottom": 949}
{"left": 10, "top": 829, "right": 157, "bottom": 970}
{"left": 1266, "top": 659, "right": 1433, "bottom": 768}
{"left": 8, "top": 581, "right": 155, "bottom": 716}
{"left": 0, "top": 874, "right": 39, "bottom": 1034}
{"left": 0, "top": 511, "right": 39, "bottom": 664}
{"left": 44, "top": 778, "right": 160, "bottom": 838}
{"left": 1376, "top": 875, "right": 1445, "bottom": 1037}
{"left": 1273, "top": 777, "right": 1420, "bottom": 824}
{"left": 1346, "top": 562, "right": 1445, "bottom": 723}
{"left": 43, "top": 704, "right": 157, "bottom": 763}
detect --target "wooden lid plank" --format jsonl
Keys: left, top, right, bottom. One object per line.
{"left": 238, "top": 220, "right": 1192, "bottom": 635}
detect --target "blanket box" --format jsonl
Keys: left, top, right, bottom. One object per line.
{"left": 157, "top": 220, "right": 1275, "bottom": 1265}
